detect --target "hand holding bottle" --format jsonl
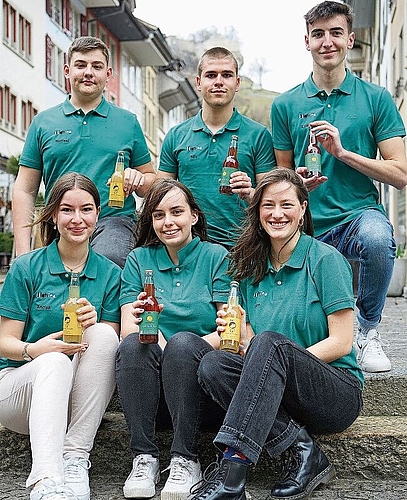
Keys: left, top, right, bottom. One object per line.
{"left": 229, "top": 171, "right": 253, "bottom": 202}
{"left": 62, "top": 298, "right": 97, "bottom": 331}
{"left": 216, "top": 304, "right": 252, "bottom": 357}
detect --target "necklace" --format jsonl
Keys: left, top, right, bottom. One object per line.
{"left": 62, "top": 258, "right": 88, "bottom": 273}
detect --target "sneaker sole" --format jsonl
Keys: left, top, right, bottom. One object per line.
{"left": 161, "top": 474, "right": 203, "bottom": 500}
{"left": 124, "top": 472, "right": 160, "bottom": 499}
{"left": 269, "top": 463, "right": 335, "bottom": 500}
{"left": 161, "top": 491, "right": 191, "bottom": 500}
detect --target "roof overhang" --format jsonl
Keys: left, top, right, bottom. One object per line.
{"left": 90, "top": 4, "right": 173, "bottom": 66}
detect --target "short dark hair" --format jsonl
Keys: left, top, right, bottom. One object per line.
{"left": 304, "top": 1, "right": 354, "bottom": 33}
{"left": 33, "top": 173, "right": 100, "bottom": 246}
{"left": 67, "top": 36, "right": 110, "bottom": 65}
{"left": 135, "top": 178, "right": 207, "bottom": 247}
{"left": 197, "top": 46, "right": 239, "bottom": 76}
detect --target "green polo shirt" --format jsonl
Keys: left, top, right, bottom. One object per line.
{"left": 158, "top": 108, "right": 275, "bottom": 247}
{"left": 20, "top": 96, "right": 151, "bottom": 219}
{"left": 271, "top": 70, "right": 406, "bottom": 236}
{"left": 120, "top": 237, "right": 231, "bottom": 339}
{"left": 240, "top": 233, "right": 363, "bottom": 386}
{"left": 0, "top": 240, "right": 121, "bottom": 370}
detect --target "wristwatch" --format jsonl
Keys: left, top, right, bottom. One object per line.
{"left": 22, "top": 343, "right": 33, "bottom": 362}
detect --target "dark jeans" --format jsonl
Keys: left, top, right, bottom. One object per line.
{"left": 90, "top": 215, "right": 136, "bottom": 268}
{"left": 115, "top": 332, "right": 225, "bottom": 460}
{"left": 198, "top": 331, "right": 363, "bottom": 464}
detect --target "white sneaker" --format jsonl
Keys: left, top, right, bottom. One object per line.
{"left": 30, "top": 478, "right": 78, "bottom": 500}
{"left": 161, "top": 456, "right": 202, "bottom": 500}
{"left": 355, "top": 329, "right": 391, "bottom": 372}
{"left": 123, "top": 454, "right": 160, "bottom": 498}
{"left": 64, "top": 457, "right": 90, "bottom": 500}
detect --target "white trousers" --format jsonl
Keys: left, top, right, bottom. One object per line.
{"left": 0, "top": 323, "right": 118, "bottom": 487}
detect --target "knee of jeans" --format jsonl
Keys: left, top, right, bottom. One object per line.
{"left": 197, "top": 350, "right": 221, "bottom": 386}
{"left": 116, "top": 333, "right": 157, "bottom": 368}
{"left": 165, "top": 331, "right": 198, "bottom": 355}
{"left": 251, "top": 330, "right": 287, "bottom": 348}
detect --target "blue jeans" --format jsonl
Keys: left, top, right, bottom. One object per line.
{"left": 317, "top": 210, "right": 395, "bottom": 330}
{"left": 115, "top": 332, "right": 225, "bottom": 460}
{"left": 198, "top": 331, "right": 363, "bottom": 465}
{"left": 90, "top": 215, "right": 136, "bottom": 268}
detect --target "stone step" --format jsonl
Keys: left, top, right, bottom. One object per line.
{"left": 1, "top": 413, "right": 407, "bottom": 482}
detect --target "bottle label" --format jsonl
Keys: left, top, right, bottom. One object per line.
{"left": 219, "top": 166, "right": 235, "bottom": 187}
{"left": 139, "top": 311, "right": 159, "bottom": 335}
{"left": 222, "top": 316, "right": 241, "bottom": 342}
{"left": 305, "top": 153, "right": 321, "bottom": 175}
{"left": 63, "top": 312, "right": 82, "bottom": 343}
{"left": 108, "top": 180, "right": 124, "bottom": 204}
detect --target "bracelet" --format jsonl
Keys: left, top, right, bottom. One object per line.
{"left": 22, "top": 343, "right": 34, "bottom": 362}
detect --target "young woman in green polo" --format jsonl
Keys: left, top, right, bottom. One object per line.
{"left": 0, "top": 173, "right": 121, "bottom": 500}
{"left": 116, "top": 178, "right": 231, "bottom": 500}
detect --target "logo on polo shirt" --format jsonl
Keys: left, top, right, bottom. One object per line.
{"left": 54, "top": 130, "right": 72, "bottom": 143}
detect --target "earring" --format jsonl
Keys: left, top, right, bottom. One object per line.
{"left": 53, "top": 224, "right": 57, "bottom": 230}
{"left": 299, "top": 216, "right": 304, "bottom": 228}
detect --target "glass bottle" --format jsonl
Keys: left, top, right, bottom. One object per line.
{"left": 139, "top": 270, "right": 159, "bottom": 344}
{"left": 220, "top": 281, "right": 241, "bottom": 353}
{"left": 219, "top": 135, "right": 239, "bottom": 195}
{"left": 305, "top": 128, "right": 322, "bottom": 178}
{"left": 63, "top": 273, "right": 83, "bottom": 344}
{"left": 108, "top": 150, "right": 125, "bottom": 208}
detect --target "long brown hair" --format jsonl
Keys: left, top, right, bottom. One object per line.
{"left": 32, "top": 173, "right": 100, "bottom": 246}
{"left": 135, "top": 178, "right": 207, "bottom": 247}
{"left": 229, "top": 168, "right": 314, "bottom": 284}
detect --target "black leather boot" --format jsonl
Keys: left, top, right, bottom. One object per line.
{"left": 270, "top": 427, "right": 335, "bottom": 499}
{"left": 189, "top": 457, "right": 248, "bottom": 500}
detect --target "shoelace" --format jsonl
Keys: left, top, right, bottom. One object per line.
{"left": 64, "top": 458, "right": 90, "bottom": 481}
{"left": 32, "top": 478, "right": 76, "bottom": 499}
{"left": 189, "top": 458, "right": 224, "bottom": 498}
{"left": 358, "top": 335, "right": 390, "bottom": 362}
{"left": 279, "top": 446, "right": 302, "bottom": 482}
{"left": 162, "top": 456, "right": 194, "bottom": 481}
{"left": 130, "top": 455, "right": 156, "bottom": 479}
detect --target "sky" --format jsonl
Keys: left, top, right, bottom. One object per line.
{"left": 134, "top": 0, "right": 318, "bottom": 93}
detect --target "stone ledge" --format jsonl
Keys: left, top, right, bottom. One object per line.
{"left": 2, "top": 414, "right": 407, "bottom": 481}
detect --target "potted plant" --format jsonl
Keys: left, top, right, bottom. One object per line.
{"left": 387, "top": 244, "right": 407, "bottom": 297}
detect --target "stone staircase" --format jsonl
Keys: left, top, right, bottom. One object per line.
{"left": 1, "top": 297, "right": 407, "bottom": 499}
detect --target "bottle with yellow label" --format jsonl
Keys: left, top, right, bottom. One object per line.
{"left": 108, "top": 150, "right": 125, "bottom": 208}
{"left": 63, "top": 273, "right": 83, "bottom": 344}
{"left": 220, "top": 281, "right": 241, "bottom": 353}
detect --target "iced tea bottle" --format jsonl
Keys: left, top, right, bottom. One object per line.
{"left": 139, "top": 270, "right": 159, "bottom": 344}
{"left": 220, "top": 281, "right": 241, "bottom": 353}
{"left": 219, "top": 135, "right": 239, "bottom": 195}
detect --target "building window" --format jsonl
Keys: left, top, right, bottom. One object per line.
{"left": 45, "top": 35, "right": 65, "bottom": 91}
{"left": 3, "top": 1, "right": 32, "bottom": 62}
{"left": 70, "top": 9, "right": 82, "bottom": 39}
{"left": 122, "top": 52, "right": 141, "bottom": 95}
{"left": 49, "top": 0, "right": 63, "bottom": 27}
{"left": 0, "top": 85, "right": 17, "bottom": 131}
{"left": 21, "top": 100, "right": 37, "bottom": 137}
